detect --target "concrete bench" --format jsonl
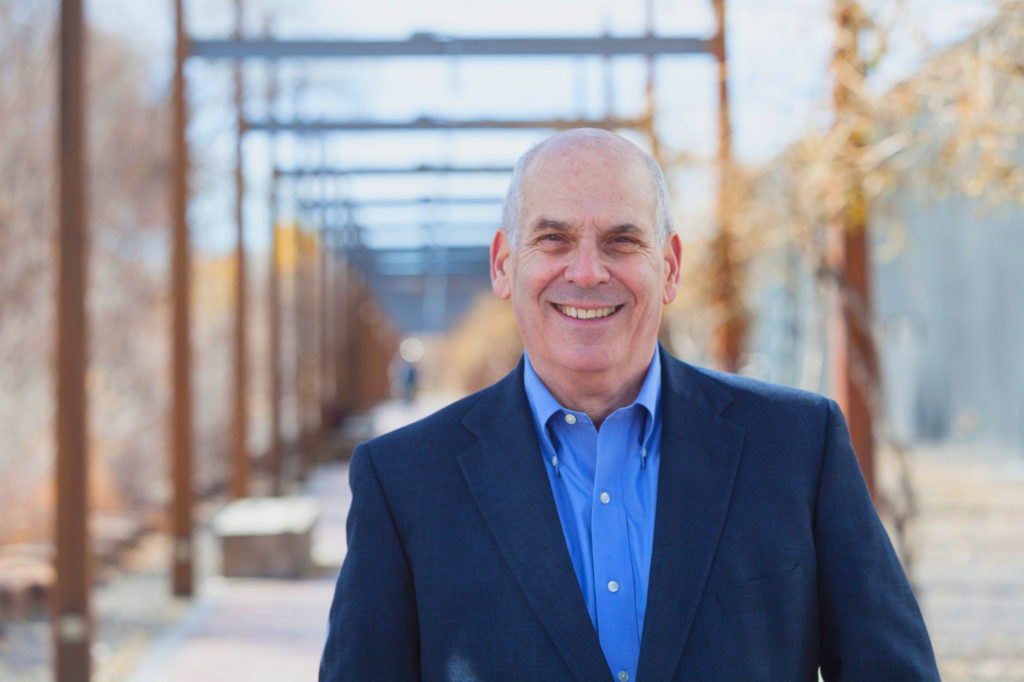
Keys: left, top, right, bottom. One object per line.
{"left": 211, "top": 497, "right": 319, "bottom": 578}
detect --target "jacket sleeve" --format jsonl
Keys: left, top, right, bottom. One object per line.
{"left": 319, "top": 442, "right": 420, "bottom": 681}
{"left": 814, "top": 399, "right": 940, "bottom": 681}
{"left": 811, "top": 399, "right": 937, "bottom": 679}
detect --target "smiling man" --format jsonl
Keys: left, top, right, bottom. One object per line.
{"left": 320, "top": 129, "right": 939, "bottom": 681}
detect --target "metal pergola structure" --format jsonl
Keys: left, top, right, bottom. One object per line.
{"left": 181, "top": 0, "right": 732, "bottom": 590}
{"left": 51, "top": 1, "right": 738, "bottom": 678}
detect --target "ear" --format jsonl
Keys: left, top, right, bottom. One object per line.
{"left": 490, "top": 229, "right": 513, "bottom": 300}
{"left": 662, "top": 233, "right": 682, "bottom": 304}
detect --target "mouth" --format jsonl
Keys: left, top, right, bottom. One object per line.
{"left": 553, "top": 303, "right": 623, "bottom": 320}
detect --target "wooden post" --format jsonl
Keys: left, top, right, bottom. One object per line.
{"left": 170, "top": 0, "right": 194, "bottom": 598}
{"left": 54, "top": 1, "right": 91, "bottom": 678}
{"left": 231, "top": 0, "right": 250, "bottom": 499}
{"left": 710, "top": 0, "right": 744, "bottom": 373}
{"left": 830, "top": 0, "right": 877, "bottom": 499}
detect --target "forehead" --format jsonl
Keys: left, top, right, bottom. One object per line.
{"left": 519, "top": 140, "right": 656, "bottom": 232}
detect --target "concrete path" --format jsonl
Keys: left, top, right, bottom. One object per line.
{"left": 121, "top": 395, "right": 459, "bottom": 682}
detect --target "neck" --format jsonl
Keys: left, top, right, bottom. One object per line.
{"left": 540, "top": 365, "right": 648, "bottom": 430}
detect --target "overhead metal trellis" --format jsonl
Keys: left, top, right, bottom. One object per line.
{"left": 190, "top": 34, "right": 708, "bottom": 59}
{"left": 277, "top": 164, "right": 515, "bottom": 176}
{"left": 299, "top": 197, "right": 504, "bottom": 209}
{"left": 247, "top": 116, "right": 645, "bottom": 133}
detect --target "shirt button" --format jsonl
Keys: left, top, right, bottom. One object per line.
{"left": 600, "top": 492, "right": 610, "bottom": 504}
{"left": 607, "top": 580, "right": 619, "bottom": 593}
{"left": 618, "top": 672, "right": 630, "bottom": 682}
{"left": 551, "top": 456, "right": 558, "bottom": 467}
{"left": 564, "top": 413, "right": 576, "bottom": 425}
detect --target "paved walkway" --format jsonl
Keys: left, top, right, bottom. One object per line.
{"left": 121, "top": 395, "right": 457, "bottom": 682}
{"left": 112, "top": 399, "right": 1023, "bottom": 682}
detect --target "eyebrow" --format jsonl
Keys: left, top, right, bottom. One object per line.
{"left": 532, "top": 217, "right": 571, "bottom": 232}
{"left": 607, "top": 223, "right": 643, "bottom": 236}
{"left": 531, "top": 218, "right": 645, "bottom": 235}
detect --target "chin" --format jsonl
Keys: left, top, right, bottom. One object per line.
{"left": 553, "top": 346, "right": 620, "bottom": 375}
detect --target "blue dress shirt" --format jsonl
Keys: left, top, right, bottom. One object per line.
{"left": 523, "top": 351, "right": 662, "bottom": 682}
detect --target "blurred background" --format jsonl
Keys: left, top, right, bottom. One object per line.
{"left": 1, "top": 0, "right": 1022, "bottom": 680}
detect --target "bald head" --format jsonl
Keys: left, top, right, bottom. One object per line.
{"left": 501, "top": 129, "right": 674, "bottom": 246}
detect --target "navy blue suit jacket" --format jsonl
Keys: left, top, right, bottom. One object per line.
{"left": 320, "top": 348, "right": 939, "bottom": 681}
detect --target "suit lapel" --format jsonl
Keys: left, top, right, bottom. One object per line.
{"left": 636, "top": 350, "right": 746, "bottom": 682}
{"left": 458, "top": 363, "right": 611, "bottom": 682}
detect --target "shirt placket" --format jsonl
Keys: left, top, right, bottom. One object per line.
{"left": 591, "top": 412, "right": 640, "bottom": 682}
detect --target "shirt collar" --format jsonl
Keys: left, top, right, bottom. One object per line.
{"left": 523, "top": 347, "right": 662, "bottom": 443}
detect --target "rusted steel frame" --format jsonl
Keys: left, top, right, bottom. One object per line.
{"left": 277, "top": 165, "right": 513, "bottom": 176}
{"left": 829, "top": 0, "right": 877, "bottom": 499}
{"left": 709, "top": 0, "right": 745, "bottom": 373}
{"left": 298, "top": 196, "right": 504, "bottom": 209}
{"left": 319, "top": 229, "right": 335, "bottom": 427}
{"left": 231, "top": 0, "right": 250, "bottom": 499}
{"left": 54, "top": 1, "right": 91, "bottom": 678}
{"left": 170, "top": 0, "right": 194, "bottom": 598}
{"left": 267, "top": 64, "right": 282, "bottom": 495}
{"left": 245, "top": 115, "right": 645, "bottom": 133}
{"left": 190, "top": 34, "right": 710, "bottom": 59}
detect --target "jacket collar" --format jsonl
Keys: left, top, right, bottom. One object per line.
{"left": 458, "top": 358, "right": 613, "bottom": 681}
{"left": 636, "top": 346, "right": 745, "bottom": 681}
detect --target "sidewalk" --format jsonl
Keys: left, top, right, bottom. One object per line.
{"left": 122, "top": 395, "right": 459, "bottom": 682}
{"left": 116, "top": 399, "right": 1023, "bottom": 682}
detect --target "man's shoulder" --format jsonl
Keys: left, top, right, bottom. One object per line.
{"left": 359, "top": 364, "right": 522, "bottom": 461}
{"left": 661, "top": 350, "right": 831, "bottom": 416}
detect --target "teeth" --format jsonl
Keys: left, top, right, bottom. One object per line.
{"left": 556, "top": 304, "right": 618, "bottom": 320}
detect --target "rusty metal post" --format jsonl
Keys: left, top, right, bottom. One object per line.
{"left": 54, "top": 1, "right": 91, "bottom": 678}
{"left": 267, "top": 70, "right": 282, "bottom": 495}
{"left": 293, "top": 224, "right": 312, "bottom": 478}
{"left": 829, "top": 0, "right": 877, "bottom": 499}
{"left": 709, "top": 0, "right": 744, "bottom": 373}
{"left": 318, "top": 188, "right": 335, "bottom": 429}
{"left": 640, "top": 0, "right": 663, "bottom": 164}
{"left": 230, "top": 0, "right": 250, "bottom": 499}
{"left": 170, "top": 0, "right": 194, "bottom": 598}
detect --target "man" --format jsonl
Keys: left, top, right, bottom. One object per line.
{"left": 320, "top": 129, "right": 939, "bottom": 681}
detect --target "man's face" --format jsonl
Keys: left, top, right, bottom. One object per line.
{"left": 491, "top": 138, "right": 681, "bottom": 396}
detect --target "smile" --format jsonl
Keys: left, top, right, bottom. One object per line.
{"left": 554, "top": 304, "right": 622, "bottom": 320}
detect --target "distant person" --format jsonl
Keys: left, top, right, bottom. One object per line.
{"left": 320, "top": 129, "right": 939, "bottom": 680}
{"left": 402, "top": 361, "right": 416, "bottom": 403}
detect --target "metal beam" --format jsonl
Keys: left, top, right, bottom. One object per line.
{"left": 55, "top": 1, "right": 91, "bottom": 678}
{"left": 231, "top": 0, "right": 250, "bottom": 500}
{"left": 277, "top": 164, "right": 514, "bottom": 176}
{"left": 247, "top": 115, "right": 644, "bottom": 133}
{"left": 190, "top": 34, "right": 710, "bottom": 60}
{"left": 319, "top": 221, "right": 500, "bottom": 233}
{"left": 170, "top": 0, "right": 194, "bottom": 598}
{"left": 829, "top": 0, "right": 877, "bottom": 501}
{"left": 299, "top": 197, "right": 504, "bottom": 209}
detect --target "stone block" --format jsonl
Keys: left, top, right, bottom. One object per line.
{"left": 211, "top": 497, "right": 319, "bottom": 578}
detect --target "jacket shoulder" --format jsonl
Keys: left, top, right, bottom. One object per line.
{"left": 358, "top": 367, "right": 521, "bottom": 467}
{"left": 663, "top": 350, "right": 831, "bottom": 415}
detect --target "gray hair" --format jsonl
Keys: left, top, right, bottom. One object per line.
{"left": 501, "top": 129, "right": 674, "bottom": 246}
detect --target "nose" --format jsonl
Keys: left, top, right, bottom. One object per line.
{"left": 563, "top": 240, "right": 610, "bottom": 288}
